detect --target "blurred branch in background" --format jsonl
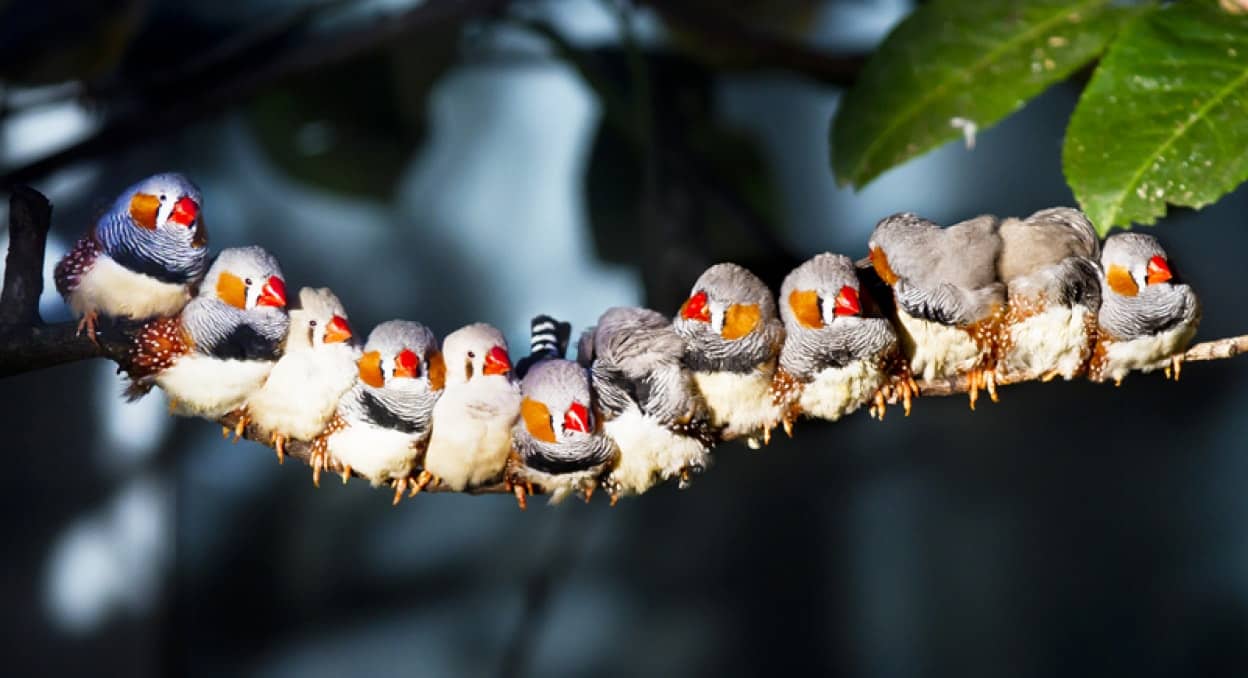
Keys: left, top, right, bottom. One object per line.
{"left": 0, "top": 0, "right": 509, "bottom": 189}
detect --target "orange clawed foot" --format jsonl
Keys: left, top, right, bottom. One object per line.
{"left": 505, "top": 477, "right": 534, "bottom": 511}
{"left": 1164, "top": 354, "right": 1183, "bottom": 381}
{"left": 231, "top": 412, "right": 249, "bottom": 442}
{"left": 407, "top": 470, "right": 436, "bottom": 498}
{"left": 870, "top": 373, "right": 918, "bottom": 420}
{"left": 965, "top": 367, "right": 998, "bottom": 411}
{"left": 391, "top": 476, "right": 415, "bottom": 506}
{"left": 309, "top": 439, "right": 331, "bottom": 488}
{"left": 269, "top": 432, "right": 287, "bottom": 464}
{"left": 76, "top": 311, "right": 99, "bottom": 344}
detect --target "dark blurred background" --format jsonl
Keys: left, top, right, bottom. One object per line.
{"left": 3, "top": 0, "right": 1248, "bottom": 676}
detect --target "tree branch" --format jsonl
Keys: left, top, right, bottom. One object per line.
{"left": 0, "top": 0, "right": 509, "bottom": 190}
{"left": 0, "top": 187, "right": 51, "bottom": 328}
{"left": 2, "top": 186, "right": 1246, "bottom": 499}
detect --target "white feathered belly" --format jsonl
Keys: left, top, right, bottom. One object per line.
{"left": 513, "top": 464, "right": 608, "bottom": 505}
{"left": 604, "top": 408, "right": 710, "bottom": 496}
{"left": 71, "top": 255, "right": 191, "bottom": 320}
{"left": 692, "top": 369, "right": 782, "bottom": 440}
{"left": 327, "top": 424, "right": 421, "bottom": 486}
{"left": 246, "top": 350, "right": 358, "bottom": 441}
{"left": 422, "top": 384, "right": 520, "bottom": 491}
{"left": 894, "top": 308, "right": 982, "bottom": 380}
{"left": 798, "top": 360, "right": 884, "bottom": 421}
{"left": 1002, "top": 304, "right": 1091, "bottom": 380}
{"left": 1101, "top": 321, "right": 1198, "bottom": 382}
{"left": 156, "top": 355, "right": 273, "bottom": 419}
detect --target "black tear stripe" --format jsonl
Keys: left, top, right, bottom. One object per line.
{"left": 360, "top": 391, "right": 426, "bottom": 434}
{"left": 209, "top": 324, "right": 282, "bottom": 361}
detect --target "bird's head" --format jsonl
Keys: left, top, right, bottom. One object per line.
{"left": 356, "top": 320, "right": 445, "bottom": 392}
{"left": 205, "top": 246, "right": 287, "bottom": 312}
{"left": 676, "top": 262, "right": 776, "bottom": 342}
{"left": 1101, "top": 232, "right": 1177, "bottom": 298}
{"left": 441, "top": 322, "right": 511, "bottom": 386}
{"left": 779, "top": 252, "right": 863, "bottom": 333}
{"left": 288, "top": 287, "right": 354, "bottom": 351}
{"left": 519, "top": 359, "right": 595, "bottom": 444}
{"left": 866, "top": 212, "right": 939, "bottom": 287}
{"left": 113, "top": 172, "right": 206, "bottom": 247}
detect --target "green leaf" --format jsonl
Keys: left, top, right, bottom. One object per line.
{"left": 1064, "top": 0, "right": 1248, "bottom": 232}
{"left": 832, "top": 0, "right": 1133, "bottom": 189}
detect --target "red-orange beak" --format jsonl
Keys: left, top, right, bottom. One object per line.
{"left": 483, "top": 346, "right": 511, "bottom": 376}
{"left": 168, "top": 196, "right": 198, "bottom": 227}
{"left": 563, "top": 401, "right": 590, "bottom": 434}
{"left": 393, "top": 348, "right": 419, "bottom": 379}
{"left": 323, "top": 315, "right": 352, "bottom": 344}
{"left": 1146, "top": 256, "right": 1172, "bottom": 285}
{"left": 257, "top": 276, "right": 286, "bottom": 308}
{"left": 834, "top": 285, "right": 861, "bottom": 316}
{"left": 680, "top": 290, "right": 711, "bottom": 322}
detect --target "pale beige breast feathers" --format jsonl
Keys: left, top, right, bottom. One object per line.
{"left": 157, "top": 355, "right": 274, "bottom": 419}
{"left": 327, "top": 424, "right": 422, "bottom": 486}
{"left": 797, "top": 360, "right": 886, "bottom": 421}
{"left": 246, "top": 345, "right": 359, "bottom": 441}
{"left": 71, "top": 256, "right": 192, "bottom": 319}
{"left": 693, "top": 368, "right": 783, "bottom": 439}
{"left": 604, "top": 409, "right": 711, "bottom": 496}
{"left": 422, "top": 379, "right": 521, "bottom": 491}
{"left": 894, "top": 308, "right": 983, "bottom": 380}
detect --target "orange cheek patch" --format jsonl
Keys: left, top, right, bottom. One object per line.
{"left": 1106, "top": 265, "right": 1139, "bottom": 297}
{"left": 870, "top": 247, "right": 899, "bottom": 286}
{"left": 358, "top": 351, "right": 384, "bottom": 388}
{"left": 129, "top": 193, "right": 160, "bottom": 230}
{"left": 426, "top": 351, "right": 446, "bottom": 391}
{"left": 788, "top": 290, "right": 824, "bottom": 329}
{"left": 216, "top": 272, "right": 247, "bottom": 309}
{"left": 521, "top": 398, "right": 557, "bottom": 443}
{"left": 722, "top": 303, "right": 761, "bottom": 340}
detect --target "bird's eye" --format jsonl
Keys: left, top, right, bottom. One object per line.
{"left": 309, "top": 320, "right": 317, "bottom": 328}
{"left": 467, "top": 351, "right": 476, "bottom": 358}
{"left": 244, "top": 278, "right": 253, "bottom": 286}
{"left": 159, "top": 194, "right": 167, "bottom": 202}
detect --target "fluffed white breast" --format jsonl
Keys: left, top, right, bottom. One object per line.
{"left": 422, "top": 377, "right": 521, "bottom": 491}
{"left": 894, "top": 308, "right": 983, "bottom": 380}
{"left": 1002, "top": 304, "right": 1092, "bottom": 380}
{"left": 1101, "top": 320, "right": 1198, "bottom": 382}
{"left": 797, "top": 359, "right": 885, "bottom": 422}
{"left": 156, "top": 355, "right": 274, "bottom": 419}
{"left": 70, "top": 254, "right": 192, "bottom": 320}
{"left": 327, "top": 423, "right": 422, "bottom": 486}
{"left": 246, "top": 344, "right": 359, "bottom": 441}
{"left": 693, "top": 367, "right": 783, "bottom": 441}
{"left": 603, "top": 408, "right": 711, "bottom": 497}
{"left": 512, "top": 465, "right": 607, "bottom": 505}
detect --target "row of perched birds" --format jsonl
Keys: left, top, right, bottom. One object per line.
{"left": 52, "top": 173, "right": 1201, "bottom": 507}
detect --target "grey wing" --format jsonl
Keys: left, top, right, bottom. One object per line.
{"left": 576, "top": 326, "right": 596, "bottom": 368}
{"left": 591, "top": 361, "right": 638, "bottom": 419}
{"left": 895, "top": 280, "right": 974, "bottom": 326}
{"left": 936, "top": 214, "right": 1002, "bottom": 290}
{"left": 1008, "top": 257, "right": 1102, "bottom": 313}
